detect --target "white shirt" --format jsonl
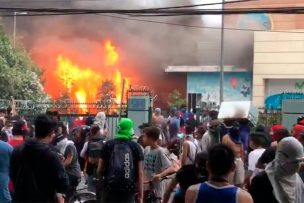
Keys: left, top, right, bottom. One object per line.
{"left": 184, "top": 139, "right": 199, "bottom": 165}
{"left": 248, "top": 148, "right": 266, "bottom": 171}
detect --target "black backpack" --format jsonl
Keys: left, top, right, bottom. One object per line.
{"left": 87, "top": 138, "right": 104, "bottom": 164}
{"left": 104, "top": 141, "right": 135, "bottom": 192}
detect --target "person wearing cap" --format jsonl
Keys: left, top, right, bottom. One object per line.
{"left": 97, "top": 118, "right": 144, "bottom": 203}
{"left": 250, "top": 137, "right": 304, "bottom": 203}
{"left": 8, "top": 120, "right": 28, "bottom": 148}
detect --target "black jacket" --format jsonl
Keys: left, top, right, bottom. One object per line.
{"left": 10, "top": 139, "right": 69, "bottom": 203}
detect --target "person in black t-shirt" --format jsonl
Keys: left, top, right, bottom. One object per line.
{"left": 97, "top": 118, "right": 144, "bottom": 203}
{"left": 163, "top": 152, "right": 208, "bottom": 203}
{"left": 10, "top": 114, "right": 69, "bottom": 203}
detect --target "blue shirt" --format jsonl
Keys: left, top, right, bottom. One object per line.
{"left": 196, "top": 182, "right": 239, "bottom": 203}
{"left": 0, "top": 141, "right": 13, "bottom": 203}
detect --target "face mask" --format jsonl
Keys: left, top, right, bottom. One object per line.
{"left": 276, "top": 160, "right": 301, "bottom": 176}
{"left": 276, "top": 150, "right": 301, "bottom": 176}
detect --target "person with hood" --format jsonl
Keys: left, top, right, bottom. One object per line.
{"left": 250, "top": 137, "right": 304, "bottom": 203}
{"left": 292, "top": 117, "right": 304, "bottom": 141}
{"left": 200, "top": 120, "right": 221, "bottom": 153}
{"left": 270, "top": 124, "right": 288, "bottom": 147}
{"left": 94, "top": 112, "right": 108, "bottom": 138}
{"left": 10, "top": 114, "right": 69, "bottom": 203}
{"left": 97, "top": 118, "right": 144, "bottom": 203}
{"left": 222, "top": 121, "right": 245, "bottom": 187}
{"left": 53, "top": 122, "right": 81, "bottom": 200}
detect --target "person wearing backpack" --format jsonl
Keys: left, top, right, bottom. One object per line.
{"left": 97, "top": 118, "right": 144, "bottom": 203}
{"left": 53, "top": 122, "right": 81, "bottom": 200}
{"left": 80, "top": 125, "right": 105, "bottom": 193}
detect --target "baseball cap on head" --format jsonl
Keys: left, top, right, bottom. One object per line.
{"left": 12, "top": 120, "right": 28, "bottom": 136}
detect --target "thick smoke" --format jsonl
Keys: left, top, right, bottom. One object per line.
{"left": 2, "top": 0, "right": 253, "bottom": 104}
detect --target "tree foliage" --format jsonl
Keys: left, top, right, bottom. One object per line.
{"left": 168, "top": 89, "right": 187, "bottom": 108}
{"left": 0, "top": 24, "right": 48, "bottom": 102}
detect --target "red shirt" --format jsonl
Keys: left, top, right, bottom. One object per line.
{"left": 8, "top": 138, "right": 24, "bottom": 192}
{"left": 8, "top": 138, "right": 24, "bottom": 148}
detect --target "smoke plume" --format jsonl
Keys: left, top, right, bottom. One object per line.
{"left": 2, "top": 0, "right": 254, "bottom": 105}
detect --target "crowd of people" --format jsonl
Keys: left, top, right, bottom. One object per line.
{"left": 0, "top": 106, "right": 304, "bottom": 203}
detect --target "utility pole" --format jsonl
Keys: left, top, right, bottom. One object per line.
{"left": 13, "top": 11, "right": 27, "bottom": 48}
{"left": 13, "top": 12, "right": 16, "bottom": 48}
{"left": 219, "top": 0, "right": 225, "bottom": 103}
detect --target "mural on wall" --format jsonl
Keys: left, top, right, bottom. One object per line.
{"left": 238, "top": 13, "right": 273, "bottom": 30}
{"left": 187, "top": 72, "right": 252, "bottom": 104}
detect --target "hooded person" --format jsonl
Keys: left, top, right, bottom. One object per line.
{"left": 115, "top": 118, "right": 134, "bottom": 140}
{"left": 94, "top": 112, "right": 107, "bottom": 137}
{"left": 270, "top": 125, "right": 288, "bottom": 147}
{"left": 250, "top": 137, "right": 304, "bottom": 203}
{"left": 97, "top": 118, "right": 144, "bottom": 203}
{"left": 293, "top": 119, "right": 304, "bottom": 141}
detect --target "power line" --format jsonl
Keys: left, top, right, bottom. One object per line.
{"left": 0, "top": 0, "right": 255, "bottom": 8}
{"left": 141, "top": 0, "right": 258, "bottom": 10}
{"left": 1, "top": 6, "right": 304, "bottom": 15}
{"left": 94, "top": 13, "right": 304, "bottom": 34}
{"left": 0, "top": 6, "right": 304, "bottom": 17}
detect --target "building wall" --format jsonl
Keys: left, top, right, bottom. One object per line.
{"left": 253, "top": 31, "right": 304, "bottom": 107}
{"left": 187, "top": 72, "right": 252, "bottom": 104}
{"left": 226, "top": 0, "right": 304, "bottom": 30}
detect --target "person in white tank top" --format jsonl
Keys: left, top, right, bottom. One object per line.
{"left": 181, "top": 126, "right": 200, "bottom": 166}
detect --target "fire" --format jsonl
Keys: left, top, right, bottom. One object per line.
{"left": 105, "top": 41, "right": 119, "bottom": 66}
{"left": 55, "top": 40, "right": 129, "bottom": 113}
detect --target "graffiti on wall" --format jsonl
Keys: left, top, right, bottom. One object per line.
{"left": 265, "top": 79, "right": 304, "bottom": 110}
{"left": 187, "top": 72, "right": 252, "bottom": 104}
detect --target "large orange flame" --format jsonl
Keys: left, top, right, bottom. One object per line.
{"left": 55, "top": 40, "right": 129, "bottom": 113}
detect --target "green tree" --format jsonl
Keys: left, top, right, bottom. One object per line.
{"left": 0, "top": 24, "right": 48, "bottom": 103}
{"left": 168, "top": 89, "right": 187, "bottom": 108}
{"left": 97, "top": 79, "right": 116, "bottom": 112}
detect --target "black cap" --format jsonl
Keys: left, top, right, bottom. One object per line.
{"left": 12, "top": 120, "right": 28, "bottom": 136}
